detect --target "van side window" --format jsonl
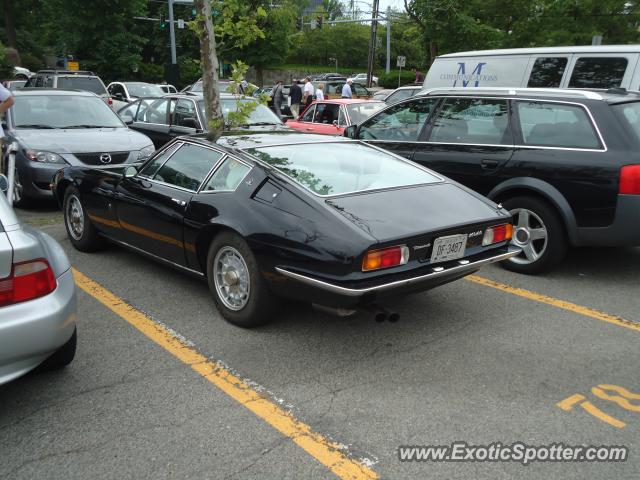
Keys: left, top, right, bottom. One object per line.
{"left": 428, "top": 98, "right": 511, "bottom": 145}
{"left": 569, "top": 57, "right": 628, "bottom": 88}
{"left": 528, "top": 57, "right": 568, "bottom": 88}
{"left": 516, "top": 101, "right": 601, "bottom": 149}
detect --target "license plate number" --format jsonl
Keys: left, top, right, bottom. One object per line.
{"left": 430, "top": 234, "right": 468, "bottom": 264}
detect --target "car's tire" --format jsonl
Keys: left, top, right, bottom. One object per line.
{"left": 40, "top": 328, "right": 77, "bottom": 371}
{"left": 206, "top": 232, "right": 278, "bottom": 328}
{"left": 63, "top": 186, "right": 105, "bottom": 252}
{"left": 501, "top": 195, "right": 568, "bottom": 274}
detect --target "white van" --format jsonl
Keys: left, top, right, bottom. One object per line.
{"left": 424, "top": 45, "right": 640, "bottom": 91}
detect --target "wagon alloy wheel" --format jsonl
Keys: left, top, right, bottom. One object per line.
{"left": 66, "top": 195, "right": 85, "bottom": 241}
{"left": 213, "top": 246, "right": 251, "bottom": 311}
{"left": 501, "top": 196, "right": 568, "bottom": 274}
{"left": 509, "top": 208, "right": 548, "bottom": 264}
{"left": 206, "top": 232, "right": 278, "bottom": 327}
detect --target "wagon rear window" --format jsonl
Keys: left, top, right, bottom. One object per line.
{"left": 613, "top": 102, "right": 640, "bottom": 144}
{"left": 248, "top": 142, "right": 441, "bottom": 196}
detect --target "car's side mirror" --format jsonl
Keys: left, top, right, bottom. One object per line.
{"left": 0, "top": 174, "right": 8, "bottom": 193}
{"left": 343, "top": 124, "right": 358, "bottom": 139}
{"left": 123, "top": 166, "right": 138, "bottom": 179}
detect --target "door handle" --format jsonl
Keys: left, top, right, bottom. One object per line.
{"left": 171, "top": 198, "right": 186, "bottom": 206}
{"left": 481, "top": 159, "right": 499, "bottom": 169}
{"left": 305, "top": 128, "right": 314, "bottom": 131}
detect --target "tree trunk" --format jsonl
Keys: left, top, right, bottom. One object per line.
{"left": 3, "top": 0, "right": 17, "bottom": 49}
{"left": 429, "top": 40, "right": 438, "bottom": 66}
{"left": 194, "top": 0, "right": 223, "bottom": 142}
{"left": 256, "top": 65, "right": 264, "bottom": 88}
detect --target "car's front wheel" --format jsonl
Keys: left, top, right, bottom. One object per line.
{"left": 63, "top": 186, "right": 104, "bottom": 252}
{"left": 501, "top": 196, "right": 568, "bottom": 274}
{"left": 206, "top": 232, "right": 278, "bottom": 328}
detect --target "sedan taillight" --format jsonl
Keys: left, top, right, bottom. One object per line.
{"left": 362, "top": 245, "right": 409, "bottom": 272}
{"left": 0, "top": 259, "right": 57, "bottom": 307}
{"left": 619, "top": 165, "right": 640, "bottom": 195}
{"left": 482, "top": 224, "right": 513, "bottom": 246}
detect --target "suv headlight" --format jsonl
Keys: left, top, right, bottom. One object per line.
{"left": 137, "top": 144, "right": 155, "bottom": 161}
{"left": 25, "top": 149, "right": 66, "bottom": 164}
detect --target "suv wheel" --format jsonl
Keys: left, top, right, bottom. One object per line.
{"left": 501, "top": 196, "right": 568, "bottom": 274}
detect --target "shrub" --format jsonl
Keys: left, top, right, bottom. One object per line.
{"left": 378, "top": 70, "right": 417, "bottom": 89}
{"left": 0, "top": 43, "right": 14, "bottom": 79}
{"left": 137, "top": 63, "right": 164, "bottom": 83}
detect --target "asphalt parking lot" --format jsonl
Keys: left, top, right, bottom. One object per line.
{"left": 2, "top": 204, "right": 639, "bottom": 480}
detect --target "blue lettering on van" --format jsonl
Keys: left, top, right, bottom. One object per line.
{"left": 439, "top": 62, "right": 497, "bottom": 87}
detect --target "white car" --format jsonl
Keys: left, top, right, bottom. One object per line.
{"left": 351, "top": 73, "right": 379, "bottom": 86}
{"left": 12, "top": 66, "right": 33, "bottom": 79}
{"left": 157, "top": 84, "right": 178, "bottom": 94}
{"left": 107, "top": 82, "right": 166, "bottom": 110}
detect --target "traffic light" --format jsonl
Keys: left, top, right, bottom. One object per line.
{"left": 159, "top": 13, "right": 167, "bottom": 29}
{"left": 317, "top": 15, "right": 323, "bottom": 29}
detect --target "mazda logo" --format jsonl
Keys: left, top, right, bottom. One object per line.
{"left": 99, "top": 153, "right": 112, "bottom": 164}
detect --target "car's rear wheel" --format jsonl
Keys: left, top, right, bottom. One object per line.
{"left": 501, "top": 196, "right": 567, "bottom": 274}
{"left": 206, "top": 232, "right": 278, "bottom": 327}
{"left": 40, "top": 328, "right": 77, "bottom": 371}
{"left": 63, "top": 186, "right": 104, "bottom": 252}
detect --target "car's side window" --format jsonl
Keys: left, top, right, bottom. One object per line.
{"left": 300, "top": 105, "right": 315, "bottom": 122}
{"left": 428, "top": 98, "right": 511, "bottom": 145}
{"left": 154, "top": 143, "right": 222, "bottom": 191}
{"left": 202, "top": 157, "right": 251, "bottom": 192}
{"left": 338, "top": 107, "right": 347, "bottom": 126}
{"left": 138, "top": 142, "right": 181, "bottom": 178}
{"left": 569, "top": 57, "right": 628, "bottom": 89}
{"left": 352, "top": 84, "right": 368, "bottom": 96}
{"left": 527, "top": 57, "right": 568, "bottom": 88}
{"left": 119, "top": 102, "right": 139, "bottom": 123}
{"left": 172, "top": 99, "right": 199, "bottom": 129}
{"left": 313, "top": 104, "right": 340, "bottom": 124}
{"left": 515, "top": 101, "right": 602, "bottom": 149}
{"left": 43, "top": 75, "right": 54, "bottom": 88}
{"left": 139, "top": 98, "right": 169, "bottom": 125}
{"left": 358, "top": 98, "right": 437, "bottom": 141}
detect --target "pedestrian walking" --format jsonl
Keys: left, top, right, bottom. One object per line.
{"left": 0, "top": 83, "right": 14, "bottom": 172}
{"left": 289, "top": 79, "right": 302, "bottom": 118}
{"left": 272, "top": 80, "right": 284, "bottom": 120}
{"left": 412, "top": 67, "right": 424, "bottom": 83}
{"left": 303, "top": 77, "right": 314, "bottom": 107}
{"left": 341, "top": 79, "right": 353, "bottom": 99}
{"left": 315, "top": 83, "right": 325, "bottom": 101}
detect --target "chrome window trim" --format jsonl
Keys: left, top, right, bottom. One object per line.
{"left": 198, "top": 155, "right": 254, "bottom": 194}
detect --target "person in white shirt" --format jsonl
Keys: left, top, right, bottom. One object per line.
{"left": 341, "top": 79, "right": 353, "bottom": 98}
{"left": 0, "top": 84, "right": 14, "bottom": 168}
{"left": 315, "top": 83, "right": 325, "bottom": 101}
{"left": 303, "top": 77, "right": 314, "bottom": 107}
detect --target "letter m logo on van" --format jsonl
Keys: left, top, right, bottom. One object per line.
{"left": 453, "top": 62, "right": 487, "bottom": 87}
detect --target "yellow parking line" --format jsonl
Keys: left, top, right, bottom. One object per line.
{"left": 465, "top": 275, "right": 640, "bottom": 333}
{"left": 72, "top": 269, "right": 378, "bottom": 480}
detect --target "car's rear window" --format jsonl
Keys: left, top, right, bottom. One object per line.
{"left": 247, "top": 142, "right": 441, "bottom": 196}
{"left": 57, "top": 77, "right": 107, "bottom": 95}
{"left": 613, "top": 102, "right": 640, "bottom": 143}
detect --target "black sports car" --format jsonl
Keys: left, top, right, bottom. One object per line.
{"left": 53, "top": 132, "right": 519, "bottom": 327}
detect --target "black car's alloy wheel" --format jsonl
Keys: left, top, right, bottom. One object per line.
{"left": 207, "top": 232, "right": 277, "bottom": 328}
{"left": 501, "top": 196, "right": 568, "bottom": 274}
{"left": 63, "top": 187, "right": 104, "bottom": 252}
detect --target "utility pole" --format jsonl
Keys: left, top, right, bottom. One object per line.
{"left": 365, "top": 0, "right": 379, "bottom": 88}
{"left": 385, "top": 6, "right": 391, "bottom": 74}
{"left": 168, "top": 0, "right": 177, "bottom": 64}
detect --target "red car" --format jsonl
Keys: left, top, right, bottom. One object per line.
{"left": 287, "top": 99, "right": 386, "bottom": 135}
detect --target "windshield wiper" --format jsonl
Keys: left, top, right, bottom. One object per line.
{"left": 16, "top": 124, "right": 57, "bottom": 129}
{"left": 61, "top": 124, "right": 114, "bottom": 129}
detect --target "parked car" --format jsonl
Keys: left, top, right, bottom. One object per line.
{"left": 351, "top": 73, "right": 379, "bottom": 86}
{"left": 157, "top": 84, "right": 178, "bottom": 94}
{"left": 263, "top": 84, "right": 292, "bottom": 118}
{"left": 2, "top": 89, "right": 155, "bottom": 206}
{"left": 345, "top": 87, "right": 640, "bottom": 273}
{"left": 53, "top": 132, "right": 518, "bottom": 327}
{"left": 0, "top": 174, "right": 77, "bottom": 385}
{"left": 315, "top": 73, "right": 347, "bottom": 82}
{"left": 25, "top": 70, "right": 112, "bottom": 107}
{"left": 383, "top": 85, "right": 423, "bottom": 104}
{"left": 184, "top": 79, "right": 258, "bottom": 96}
{"left": 287, "top": 99, "right": 386, "bottom": 135}
{"left": 372, "top": 89, "right": 393, "bottom": 101}
{"left": 313, "top": 80, "right": 371, "bottom": 100}
{"left": 12, "top": 66, "right": 33, "bottom": 80}
{"left": 107, "top": 82, "right": 165, "bottom": 110}
{"left": 2, "top": 79, "right": 27, "bottom": 91}
{"left": 118, "top": 93, "right": 289, "bottom": 149}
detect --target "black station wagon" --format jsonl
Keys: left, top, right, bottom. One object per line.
{"left": 346, "top": 88, "right": 640, "bottom": 273}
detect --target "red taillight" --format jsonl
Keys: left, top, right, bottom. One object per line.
{"left": 0, "top": 259, "right": 57, "bottom": 307}
{"left": 362, "top": 245, "right": 409, "bottom": 272}
{"left": 619, "top": 165, "right": 640, "bottom": 195}
{"left": 482, "top": 224, "right": 513, "bottom": 246}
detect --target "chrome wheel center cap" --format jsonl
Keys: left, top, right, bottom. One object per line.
{"left": 223, "top": 269, "right": 239, "bottom": 286}
{"left": 515, "top": 227, "right": 530, "bottom": 245}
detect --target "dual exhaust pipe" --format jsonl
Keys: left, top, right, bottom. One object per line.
{"left": 312, "top": 303, "right": 400, "bottom": 323}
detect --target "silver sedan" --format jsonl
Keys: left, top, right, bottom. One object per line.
{"left": 0, "top": 175, "right": 77, "bottom": 385}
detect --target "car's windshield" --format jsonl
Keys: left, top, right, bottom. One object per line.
{"left": 613, "top": 102, "right": 640, "bottom": 143}
{"left": 13, "top": 95, "right": 125, "bottom": 129}
{"left": 198, "top": 99, "right": 282, "bottom": 126}
{"left": 126, "top": 83, "right": 164, "bottom": 98}
{"left": 57, "top": 77, "right": 107, "bottom": 95}
{"left": 247, "top": 142, "right": 441, "bottom": 196}
{"left": 191, "top": 82, "right": 203, "bottom": 92}
{"left": 347, "top": 102, "right": 386, "bottom": 124}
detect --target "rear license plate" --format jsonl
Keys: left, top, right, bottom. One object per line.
{"left": 430, "top": 234, "right": 468, "bottom": 264}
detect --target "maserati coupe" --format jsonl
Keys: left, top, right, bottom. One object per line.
{"left": 53, "top": 132, "right": 519, "bottom": 327}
